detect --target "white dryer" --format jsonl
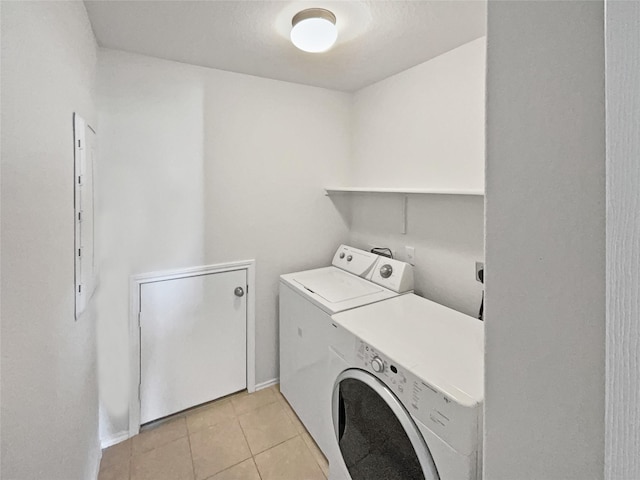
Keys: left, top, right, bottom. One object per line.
{"left": 279, "top": 245, "right": 414, "bottom": 456}
{"left": 326, "top": 294, "right": 484, "bottom": 480}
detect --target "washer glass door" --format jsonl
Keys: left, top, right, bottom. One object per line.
{"left": 333, "top": 369, "right": 439, "bottom": 480}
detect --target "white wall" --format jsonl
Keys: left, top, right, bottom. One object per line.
{"left": 351, "top": 37, "right": 485, "bottom": 191}
{"left": 348, "top": 194, "right": 484, "bottom": 317}
{"left": 96, "top": 50, "right": 351, "bottom": 442}
{"left": 345, "top": 38, "right": 486, "bottom": 317}
{"left": 0, "top": 2, "right": 101, "bottom": 479}
{"left": 605, "top": 1, "right": 640, "bottom": 478}
{"left": 484, "top": 2, "right": 605, "bottom": 479}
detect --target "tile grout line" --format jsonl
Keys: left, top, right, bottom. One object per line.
{"left": 235, "top": 413, "right": 257, "bottom": 460}
{"left": 251, "top": 431, "right": 300, "bottom": 459}
{"left": 187, "top": 391, "right": 280, "bottom": 479}
{"left": 132, "top": 417, "right": 190, "bottom": 458}
{"left": 237, "top": 401, "right": 300, "bottom": 457}
{"left": 186, "top": 426, "right": 198, "bottom": 480}
{"left": 251, "top": 456, "right": 264, "bottom": 480}
{"left": 249, "top": 435, "right": 307, "bottom": 480}
{"left": 200, "top": 455, "right": 262, "bottom": 480}
{"left": 300, "top": 433, "right": 329, "bottom": 478}
{"left": 252, "top": 433, "right": 327, "bottom": 480}
{"left": 189, "top": 417, "right": 251, "bottom": 480}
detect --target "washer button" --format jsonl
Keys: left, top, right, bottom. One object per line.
{"left": 380, "top": 264, "right": 393, "bottom": 278}
{"left": 371, "top": 357, "right": 384, "bottom": 373}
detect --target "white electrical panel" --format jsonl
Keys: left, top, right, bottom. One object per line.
{"left": 74, "top": 113, "right": 96, "bottom": 319}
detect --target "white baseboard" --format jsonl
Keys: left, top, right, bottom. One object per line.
{"left": 254, "top": 378, "right": 279, "bottom": 391}
{"left": 101, "top": 430, "right": 130, "bottom": 449}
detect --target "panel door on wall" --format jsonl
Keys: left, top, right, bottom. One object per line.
{"left": 74, "top": 114, "right": 97, "bottom": 318}
{"left": 140, "top": 270, "right": 247, "bottom": 424}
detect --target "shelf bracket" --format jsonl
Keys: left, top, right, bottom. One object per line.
{"left": 402, "top": 195, "right": 408, "bottom": 235}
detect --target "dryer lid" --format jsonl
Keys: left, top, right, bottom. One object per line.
{"left": 293, "top": 268, "right": 383, "bottom": 303}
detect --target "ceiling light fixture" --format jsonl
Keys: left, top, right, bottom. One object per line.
{"left": 290, "top": 8, "right": 338, "bottom": 53}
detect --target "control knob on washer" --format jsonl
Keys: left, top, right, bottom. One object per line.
{"left": 371, "top": 357, "right": 384, "bottom": 373}
{"left": 380, "top": 264, "right": 393, "bottom": 278}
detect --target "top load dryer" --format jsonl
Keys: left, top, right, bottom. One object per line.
{"left": 279, "top": 245, "right": 413, "bottom": 456}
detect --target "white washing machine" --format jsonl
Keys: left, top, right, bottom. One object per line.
{"left": 326, "top": 294, "right": 484, "bottom": 480}
{"left": 279, "top": 245, "right": 414, "bottom": 456}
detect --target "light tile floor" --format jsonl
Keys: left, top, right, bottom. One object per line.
{"left": 98, "top": 385, "right": 329, "bottom": 480}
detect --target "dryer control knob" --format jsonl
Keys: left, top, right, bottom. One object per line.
{"left": 339, "top": 252, "right": 345, "bottom": 259}
{"left": 346, "top": 255, "right": 353, "bottom": 262}
{"left": 371, "top": 357, "right": 384, "bottom": 373}
{"left": 380, "top": 264, "right": 393, "bottom": 278}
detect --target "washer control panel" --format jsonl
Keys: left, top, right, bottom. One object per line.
{"left": 332, "top": 245, "right": 379, "bottom": 277}
{"left": 354, "top": 338, "right": 479, "bottom": 456}
{"left": 368, "top": 257, "right": 413, "bottom": 293}
{"left": 331, "top": 244, "right": 414, "bottom": 293}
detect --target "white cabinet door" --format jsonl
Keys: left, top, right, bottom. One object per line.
{"left": 140, "top": 270, "right": 247, "bottom": 423}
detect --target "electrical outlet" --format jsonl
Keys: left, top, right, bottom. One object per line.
{"left": 405, "top": 246, "right": 416, "bottom": 265}
{"left": 475, "top": 261, "right": 484, "bottom": 283}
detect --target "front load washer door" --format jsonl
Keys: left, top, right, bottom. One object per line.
{"left": 332, "top": 369, "right": 439, "bottom": 480}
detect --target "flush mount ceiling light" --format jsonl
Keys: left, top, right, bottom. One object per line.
{"left": 290, "top": 8, "right": 338, "bottom": 53}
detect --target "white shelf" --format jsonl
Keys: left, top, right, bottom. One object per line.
{"left": 324, "top": 187, "right": 484, "bottom": 196}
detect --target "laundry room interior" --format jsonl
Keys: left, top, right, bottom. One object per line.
{"left": 3, "top": 1, "right": 635, "bottom": 480}
{"left": 95, "top": 3, "right": 486, "bottom": 444}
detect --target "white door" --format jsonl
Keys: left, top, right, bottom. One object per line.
{"left": 140, "top": 270, "right": 247, "bottom": 423}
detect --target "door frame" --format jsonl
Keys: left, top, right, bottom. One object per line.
{"left": 128, "top": 260, "right": 256, "bottom": 436}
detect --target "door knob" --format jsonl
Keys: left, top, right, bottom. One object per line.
{"left": 234, "top": 287, "right": 245, "bottom": 297}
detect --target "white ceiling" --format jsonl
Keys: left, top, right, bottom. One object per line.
{"left": 84, "top": 1, "right": 486, "bottom": 92}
